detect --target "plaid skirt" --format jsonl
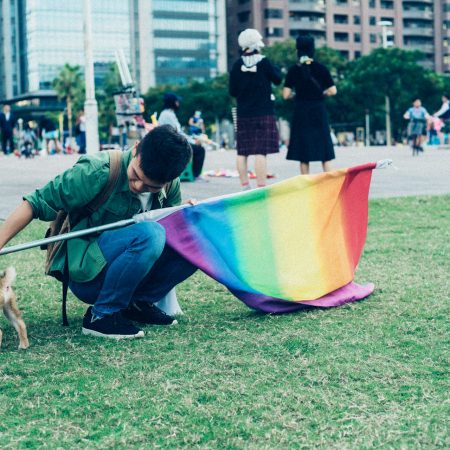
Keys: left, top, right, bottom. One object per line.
{"left": 236, "top": 115, "right": 279, "bottom": 156}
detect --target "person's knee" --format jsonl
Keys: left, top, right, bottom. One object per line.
{"left": 131, "top": 222, "right": 166, "bottom": 258}
{"left": 192, "top": 144, "right": 205, "bottom": 157}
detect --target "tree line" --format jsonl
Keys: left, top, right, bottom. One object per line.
{"left": 53, "top": 40, "right": 450, "bottom": 141}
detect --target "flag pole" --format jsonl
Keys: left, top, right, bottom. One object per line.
{"left": 0, "top": 219, "right": 134, "bottom": 256}
{"left": 0, "top": 204, "right": 188, "bottom": 257}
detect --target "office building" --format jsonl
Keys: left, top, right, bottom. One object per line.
{"left": 227, "top": 0, "right": 450, "bottom": 73}
{"left": 132, "top": 0, "right": 227, "bottom": 91}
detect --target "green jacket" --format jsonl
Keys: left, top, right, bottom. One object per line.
{"left": 24, "top": 150, "right": 181, "bottom": 282}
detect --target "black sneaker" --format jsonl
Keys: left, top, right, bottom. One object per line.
{"left": 82, "top": 307, "right": 145, "bottom": 339}
{"left": 123, "top": 301, "right": 177, "bottom": 325}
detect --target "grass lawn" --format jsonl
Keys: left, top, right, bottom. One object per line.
{"left": 0, "top": 195, "right": 449, "bottom": 449}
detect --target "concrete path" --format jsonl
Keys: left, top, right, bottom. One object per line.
{"left": 1, "top": 145, "right": 449, "bottom": 219}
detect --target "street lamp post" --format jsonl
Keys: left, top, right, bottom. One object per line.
{"left": 365, "top": 110, "right": 370, "bottom": 147}
{"left": 83, "top": 0, "right": 99, "bottom": 153}
{"left": 378, "top": 20, "right": 393, "bottom": 148}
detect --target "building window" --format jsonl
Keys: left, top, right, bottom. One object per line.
{"left": 370, "top": 33, "right": 377, "bottom": 43}
{"left": 238, "top": 0, "right": 250, "bottom": 4}
{"left": 380, "top": 1, "right": 393, "bottom": 9}
{"left": 354, "top": 33, "right": 361, "bottom": 43}
{"left": 369, "top": 16, "right": 376, "bottom": 26}
{"left": 339, "top": 50, "right": 349, "bottom": 59}
{"left": 265, "top": 27, "right": 284, "bottom": 38}
{"left": 334, "top": 14, "right": 348, "bottom": 24}
{"left": 264, "top": 9, "right": 283, "bottom": 19}
{"left": 334, "top": 32, "right": 349, "bottom": 42}
{"left": 237, "top": 11, "right": 250, "bottom": 23}
{"left": 354, "top": 15, "right": 360, "bottom": 25}
{"left": 404, "top": 19, "right": 432, "bottom": 29}
{"left": 355, "top": 51, "right": 361, "bottom": 58}
{"left": 381, "top": 17, "right": 394, "bottom": 25}
{"left": 369, "top": 0, "right": 376, "bottom": 7}
{"left": 334, "top": 0, "right": 348, "bottom": 5}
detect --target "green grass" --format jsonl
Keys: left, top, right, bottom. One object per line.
{"left": 0, "top": 195, "right": 449, "bottom": 449}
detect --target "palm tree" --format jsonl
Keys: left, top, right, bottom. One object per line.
{"left": 53, "top": 64, "right": 84, "bottom": 139}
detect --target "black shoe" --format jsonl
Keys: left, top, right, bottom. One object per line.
{"left": 123, "top": 301, "right": 177, "bottom": 325}
{"left": 82, "top": 307, "right": 145, "bottom": 339}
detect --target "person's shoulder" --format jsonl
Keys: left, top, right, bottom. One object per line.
{"left": 313, "top": 61, "right": 329, "bottom": 72}
{"left": 231, "top": 59, "right": 243, "bottom": 72}
{"left": 158, "top": 109, "right": 170, "bottom": 119}
{"left": 76, "top": 150, "right": 111, "bottom": 170}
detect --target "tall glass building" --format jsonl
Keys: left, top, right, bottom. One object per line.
{"left": 0, "top": 0, "right": 227, "bottom": 105}
{"left": 131, "top": 0, "right": 226, "bottom": 91}
{"left": 0, "top": 0, "right": 130, "bottom": 99}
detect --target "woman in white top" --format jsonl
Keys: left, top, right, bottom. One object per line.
{"left": 158, "top": 93, "right": 206, "bottom": 179}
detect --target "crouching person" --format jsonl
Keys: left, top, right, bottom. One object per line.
{"left": 0, "top": 125, "right": 197, "bottom": 339}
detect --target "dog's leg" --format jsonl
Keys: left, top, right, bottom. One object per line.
{"left": 3, "top": 295, "right": 29, "bottom": 350}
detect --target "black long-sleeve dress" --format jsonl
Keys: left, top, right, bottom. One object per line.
{"left": 285, "top": 62, "right": 335, "bottom": 163}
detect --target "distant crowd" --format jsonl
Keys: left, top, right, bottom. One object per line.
{"left": 0, "top": 104, "right": 87, "bottom": 158}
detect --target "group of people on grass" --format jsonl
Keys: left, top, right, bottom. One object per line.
{"left": 0, "top": 30, "right": 340, "bottom": 340}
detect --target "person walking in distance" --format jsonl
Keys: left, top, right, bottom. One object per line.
{"left": 0, "top": 104, "right": 16, "bottom": 155}
{"left": 229, "top": 28, "right": 282, "bottom": 190}
{"left": 403, "top": 99, "right": 430, "bottom": 156}
{"left": 283, "top": 35, "right": 337, "bottom": 175}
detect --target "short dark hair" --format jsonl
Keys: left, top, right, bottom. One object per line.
{"left": 136, "top": 125, "right": 192, "bottom": 183}
{"left": 163, "top": 92, "right": 181, "bottom": 110}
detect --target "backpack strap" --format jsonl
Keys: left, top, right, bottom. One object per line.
{"left": 61, "top": 150, "right": 122, "bottom": 326}
{"left": 62, "top": 253, "right": 70, "bottom": 326}
{"left": 84, "top": 150, "right": 122, "bottom": 216}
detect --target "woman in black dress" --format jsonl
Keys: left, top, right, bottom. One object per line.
{"left": 229, "top": 28, "right": 282, "bottom": 189}
{"left": 283, "top": 35, "right": 337, "bottom": 175}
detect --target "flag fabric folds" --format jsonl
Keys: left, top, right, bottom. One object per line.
{"left": 159, "top": 163, "right": 376, "bottom": 313}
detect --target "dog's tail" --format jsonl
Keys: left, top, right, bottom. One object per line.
{"left": 0, "top": 267, "right": 17, "bottom": 287}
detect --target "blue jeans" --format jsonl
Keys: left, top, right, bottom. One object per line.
{"left": 69, "top": 222, "right": 197, "bottom": 318}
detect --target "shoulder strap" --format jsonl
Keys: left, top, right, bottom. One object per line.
{"left": 62, "top": 255, "right": 70, "bottom": 326}
{"left": 84, "top": 150, "right": 122, "bottom": 216}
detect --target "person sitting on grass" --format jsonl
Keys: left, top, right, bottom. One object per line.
{"left": 158, "top": 92, "right": 206, "bottom": 181}
{"left": 0, "top": 125, "right": 197, "bottom": 339}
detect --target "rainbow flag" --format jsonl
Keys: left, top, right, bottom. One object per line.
{"left": 160, "top": 163, "right": 376, "bottom": 313}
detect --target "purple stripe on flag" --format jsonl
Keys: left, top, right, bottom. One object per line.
{"left": 229, "top": 282, "right": 375, "bottom": 313}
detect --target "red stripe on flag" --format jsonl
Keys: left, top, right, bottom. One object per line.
{"left": 341, "top": 163, "right": 376, "bottom": 269}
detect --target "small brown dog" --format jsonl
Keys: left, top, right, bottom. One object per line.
{"left": 0, "top": 267, "right": 29, "bottom": 350}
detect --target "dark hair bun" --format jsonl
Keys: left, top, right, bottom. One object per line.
{"left": 296, "top": 35, "right": 315, "bottom": 58}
